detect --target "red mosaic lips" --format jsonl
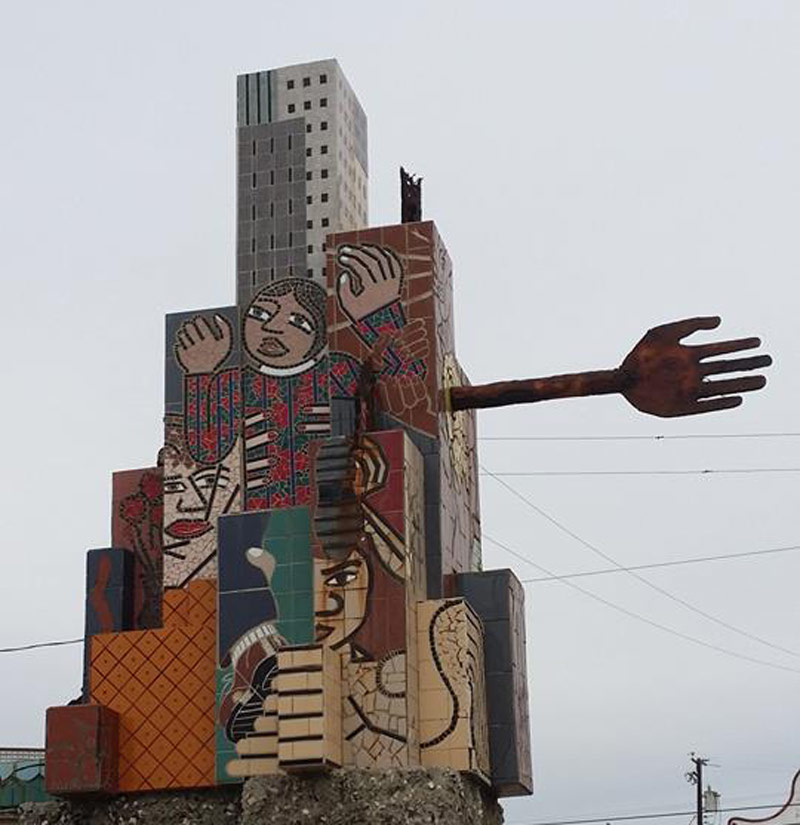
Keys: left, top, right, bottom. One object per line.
{"left": 165, "top": 519, "right": 212, "bottom": 539}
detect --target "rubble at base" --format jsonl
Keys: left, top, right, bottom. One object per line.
{"left": 18, "top": 767, "right": 503, "bottom": 825}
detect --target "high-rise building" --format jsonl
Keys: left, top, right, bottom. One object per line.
{"left": 235, "top": 59, "right": 368, "bottom": 306}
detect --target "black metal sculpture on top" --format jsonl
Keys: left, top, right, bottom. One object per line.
{"left": 400, "top": 167, "right": 422, "bottom": 223}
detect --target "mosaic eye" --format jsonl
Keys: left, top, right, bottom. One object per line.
{"left": 324, "top": 568, "right": 358, "bottom": 587}
{"left": 248, "top": 305, "right": 275, "bottom": 323}
{"left": 288, "top": 312, "right": 313, "bottom": 334}
{"left": 163, "top": 480, "right": 186, "bottom": 494}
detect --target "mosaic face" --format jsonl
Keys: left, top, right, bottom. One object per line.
{"left": 314, "top": 545, "right": 370, "bottom": 649}
{"left": 243, "top": 279, "right": 326, "bottom": 372}
{"left": 162, "top": 442, "right": 241, "bottom": 588}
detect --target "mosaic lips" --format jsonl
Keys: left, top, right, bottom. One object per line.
{"left": 314, "top": 623, "right": 335, "bottom": 642}
{"left": 258, "top": 336, "right": 288, "bottom": 357}
{"left": 165, "top": 518, "right": 212, "bottom": 540}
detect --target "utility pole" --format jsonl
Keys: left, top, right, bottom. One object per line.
{"left": 686, "top": 753, "right": 709, "bottom": 825}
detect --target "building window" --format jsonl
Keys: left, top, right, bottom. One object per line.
{"left": 288, "top": 167, "right": 293, "bottom": 182}
{"left": 321, "top": 121, "right": 328, "bottom": 131}
{"left": 322, "top": 242, "right": 327, "bottom": 251}
{"left": 321, "top": 218, "right": 329, "bottom": 227}
{"left": 251, "top": 172, "right": 257, "bottom": 189}
{"left": 288, "top": 134, "right": 293, "bottom": 149}
{"left": 321, "top": 192, "right": 329, "bottom": 203}
{"left": 321, "top": 169, "right": 328, "bottom": 179}
{"left": 251, "top": 139, "right": 256, "bottom": 156}
{"left": 289, "top": 265, "right": 294, "bottom": 275}
{"left": 306, "top": 147, "right": 312, "bottom": 157}
{"left": 251, "top": 237, "right": 256, "bottom": 253}
{"left": 252, "top": 271, "right": 257, "bottom": 287}
{"left": 307, "top": 244, "right": 314, "bottom": 253}
{"left": 287, "top": 80, "right": 294, "bottom": 90}
{"left": 306, "top": 123, "right": 312, "bottom": 133}
{"left": 288, "top": 103, "right": 295, "bottom": 113}
{"left": 306, "top": 220, "right": 313, "bottom": 229}
{"left": 289, "top": 231, "right": 293, "bottom": 246}
{"left": 270, "top": 202, "right": 274, "bottom": 217}
{"left": 306, "top": 171, "right": 312, "bottom": 181}
{"left": 307, "top": 268, "right": 313, "bottom": 277}
{"left": 251, "top": 203, "right": 256, "bottom": 220}
{"left": 320, "top": 97, "right": 328, "bottom": 107}
{"left": 269, "top": 137, "right": 274, "bottom": 152}
{"left": 269, "top": 169, "right": 274, "bottom": 185}
{"left": 270, "top": 234, "right": 275, "bottom": 249}
{"left": 306, "top": 195, "right": 312, "bottom": 205}
{"left": 304, "top": 100, "right": 311, "bottom": 111}
{"left": 288, "top": 199, "right": 293, "bottom": 214}
{"left": 320, "top": 73, "right": 327, "bottom": 84}
{"left": 320, "top": 145, "right": 328, "bottom": 155}
{"left": 303, "top": 77, "right": 310, "bottom": 87}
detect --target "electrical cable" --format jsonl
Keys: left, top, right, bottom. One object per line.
{"left": 480, "top": 468, "right": 800, "bottom": 477}
{"left": 0, "top": 638, "right": 82, "bottom": 654}
{"left": 3, "top": 544, "right": 800, "bottom": 654}
{"left": 505, "top": 801, "right": 800, "bottom": 825}
{"left": 479, "top": 432, "right": 800, "bottom": 442}
{"left": 482, "top": 466, "right": 800, "bottom": 660}
{"left": 482, "top": 532, "right": 800, "bottom": 675}
{"left": 513, "top": 542, "right": 800, "bottom": 583}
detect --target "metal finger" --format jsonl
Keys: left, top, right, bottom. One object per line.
{"left": 652, "top": 316, "right": 721, "bottom": 341}
{"left": 688, "top": 396, "right": 744, "bottom": 415}
{"left": 693, "top": 337, "right": 762, "bottom": 358}
{"left": 700, "top": 354, "right": 773, "bottom": 376}
{"left": 696, "top": 375, "right": 767, "bottom": 398}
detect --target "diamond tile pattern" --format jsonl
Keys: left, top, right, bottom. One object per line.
{"left": 89, "top": 580, "right": 216, "bottom": 791}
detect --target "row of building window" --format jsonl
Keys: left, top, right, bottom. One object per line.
{"left": 249, "top": 268, "right": 320, "bottom": 286}
{"left": 249, "top": 124, "right": 329, "bottom": 156}
{"left": 306, "top": 146, "right": 328, "bottom": 156}
{"left": 248, "top": 193, "right": 328, "bottom": 220}
{"left": 288, "top": 98, "right": 327, "bottom": 114}
{"left": 287, "top": 74, "right": 327, "bottom": 89}
{"left": 250, "top": 167, "right": 330, "bottom": 188}
{"left": 247, "top": 225, "right": 332, "bottom": 251}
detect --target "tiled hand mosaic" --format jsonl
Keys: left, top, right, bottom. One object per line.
{"left": 45, "top": 60, "right": 531, "bottom": 801}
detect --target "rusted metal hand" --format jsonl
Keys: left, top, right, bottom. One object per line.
{"left": 619, "top": 316, "right": 771, "bottom": 417}
{"left": 448, "top": 316, "right": 772, "bottom": 418}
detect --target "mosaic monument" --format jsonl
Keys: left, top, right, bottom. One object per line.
{"left": 44, "top": 58, "right": 770, "bottom": 802}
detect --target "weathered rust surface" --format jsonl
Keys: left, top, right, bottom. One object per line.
{"left": 449, "top": 316, "right": 772, "bottom": 418}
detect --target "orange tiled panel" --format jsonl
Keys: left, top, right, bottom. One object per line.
{"left": 89, "top": 580, "right": 216, "bottom": 791}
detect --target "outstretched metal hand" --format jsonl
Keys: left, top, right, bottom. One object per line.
{"left": 448, "top": 316, "right": 772, "bottom": 418}
{"left": 620, "top": 316, "right": 771, "bottom": 417}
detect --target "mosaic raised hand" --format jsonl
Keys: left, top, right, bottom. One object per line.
{"left": 174, "top": 314, "right": 233, "bottom": 375}
{"left": 336, "top": 244, "right": 404, "bottom": 322}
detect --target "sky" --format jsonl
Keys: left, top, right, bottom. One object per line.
{"left": 1, "top": 1, "right": 798, "bottom": 823}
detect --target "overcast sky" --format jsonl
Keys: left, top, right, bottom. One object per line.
{"left": 1, "top": 2, "right": 798, "bottom": 823}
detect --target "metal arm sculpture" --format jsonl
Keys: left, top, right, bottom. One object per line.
{"left": 448, "top": 316, "right": 772, "bottom": 418}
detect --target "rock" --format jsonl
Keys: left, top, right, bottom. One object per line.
{"left": 17, "top": 768, "right": 501, "bottom": 825}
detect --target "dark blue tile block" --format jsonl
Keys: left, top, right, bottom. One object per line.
{"left": 456, "top": 568, "right": 532, "bottom": 797}
{"left": 84, "top": 548, "right": 134, "bottom": 636}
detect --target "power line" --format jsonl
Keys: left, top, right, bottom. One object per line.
{"left": 505, "top": 801, "right": 800, "bottom": 825}
{"left": 3, "top": 544, "right": 798, "bottom": 655}
{"left": 480, "top": 432, "right": 800, "bottom": 443}
{"left": 0, "top": 638, "right": 82, "bottom": 654}
{"left": 482, "top": 531, "right": 800, "bottom": 675}
{"left": 512, "top": 543, "right": 800, "bottom": 583}
{"left": 480, "top": 468, "right": 800, "bottom": 477}
{"left": 482, "top": 466, "right": 800, "bottom": 660}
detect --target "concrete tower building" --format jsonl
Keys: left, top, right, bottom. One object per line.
{"left": 235, "top": 59, "right": 368, "bottom": 305}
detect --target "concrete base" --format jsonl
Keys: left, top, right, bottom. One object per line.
{"left": 18, "top": 768, "right": 503, "bottom": 825}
